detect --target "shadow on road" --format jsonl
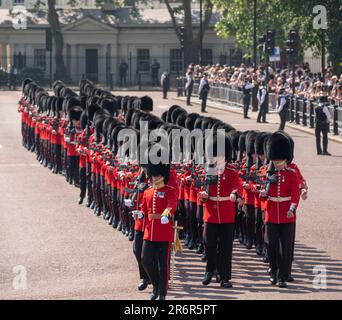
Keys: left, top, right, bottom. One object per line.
{"left": 169, "top": 240, "right": 342, "bottom": 299}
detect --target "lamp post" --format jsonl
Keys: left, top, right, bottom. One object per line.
{"left": 253, "top": 0, "right": 257, "bottom": 71}
{"left": 199, "top": 0, "right": 203, "bottom": 65}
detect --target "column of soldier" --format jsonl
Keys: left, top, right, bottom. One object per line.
{"left": 18, "top": 77, "right": 308, "bottom": 300}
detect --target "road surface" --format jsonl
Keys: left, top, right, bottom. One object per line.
{"left": 0, "top": 90, "right": 341, "bottom": 300}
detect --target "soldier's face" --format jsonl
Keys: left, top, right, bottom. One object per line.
{"left": 273, "top": 160, "right": 286, "bottom": 170}
{"left": 72, "top": 120, "right": 80, "bottom": 127}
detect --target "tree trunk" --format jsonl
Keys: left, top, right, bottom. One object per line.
{"left": 165, "top": 0, "right": 213, "bottom": 71}
{"left": 47, "top": 0, "right": 68, "bottom": 80}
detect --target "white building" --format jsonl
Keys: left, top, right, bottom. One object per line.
{"left": 0, "top": 1, "right": 242, "bottom": 85}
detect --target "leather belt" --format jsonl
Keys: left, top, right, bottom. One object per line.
{"left": 148, "top": 214, "right": 162, "bottom": 220}
{"left": 268, "top": 196, "right": 291, "bottom": 202}
{"left": 208, "top": 196, "right": 231, "bottom": 201}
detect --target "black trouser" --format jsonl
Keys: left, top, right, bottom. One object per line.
{"left": 315, "top": 121, "right": 329, "bottom": 153}
{"left": 201, "top": 93, "right": 208, "bottom": 112}
{"left": 152, "top": 73, "right": 159, "bottom": 86}
{"left": 289, "top": 222, "right": 296, "bottom": 276}
{"left": 186, "top": 86, "right": 193, "bottom": 105}
{"left": 267, "top": 222, "right": 294, "bottom": 281}
{"left": 68, "top": 156, "right": 80, "bottom": 185}
{"left": 184, "top": 200, "right": 191, "bottom": 238}
{"left": 243, "top": 95, "right": 251, "bottom": 118}
{"left": 189, "top": 202, "right": 198, "bottom": 245}
{"left": 141, "top": 240, "right": 171, "bottom": 296}
{"left": 86, "top": 163, "right": 93, "bottom": 203}
{"left": 163, "top": 89, "right": 168, "bottom": 99}
{"left": 100, "top": 176, "right": 109, "bottom": 214}
{"left": 257, "top": 102, "right": 267, "bottom": 122}
{"left": 54, "top": 144, "right": 61, "bottom": 173}
{"left": 236, "top": 205, "right": 245, "bottom": 239}
{"left": 204, "top": 222, "right": 234, "bottom": 281}
{"left": 133, "top": 230, "right": 149, "bottom": 280}
{"left": 79, "top": 167, "right": 87, "bottom": 199}
{"left": 245, "top": 204, "right": 255, "bottom": 245}
{"left": 196, "top": 205, "right": 204, "bottom": 244}
{"left": 120, "top": 73, "right": 127, "bottom": 87}
{"left": 111, "top": 187, "right": 120, "bottom": 222}
{"left": 255, "top": 207, "right": 263, "bottom": 248}
{"left": 278, "top": 109, "right": 288, "bottom": 131}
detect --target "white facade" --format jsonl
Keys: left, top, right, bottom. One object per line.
{"left": 0, "top": 4, "right": 240, "bottom": 85}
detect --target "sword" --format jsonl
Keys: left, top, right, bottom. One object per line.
{"left": 171, "top": 221, "right": 183, "bottom": 286}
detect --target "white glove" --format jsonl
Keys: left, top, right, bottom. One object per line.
{"left": 161, "top": 216, "right": 169, "bottom": 225}
{"left": 124, "top": 199, "right": 133, "bottom": 207}
{"left": 65, "top": 137, "right": 70, "bottom": 143}
{"left": 132, "top": 210, "right": 144, "bottom": 219}
{"left": 230, "top": 193, "right": 237, "bottom": 202}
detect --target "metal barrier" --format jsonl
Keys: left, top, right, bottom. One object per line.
{"left": 179, "top": 81, "right": 277, "bottom": 110}
{"left": 287, "top": 95, "right": 342, "bottom": 135}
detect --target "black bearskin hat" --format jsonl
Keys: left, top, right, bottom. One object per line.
{"left": 69, "top": 106, "right": 83, "bottom": 121}
{"left": 166, "top": 105, "right": 181, "bottom": 123}
{"left": 185, "top": 113, "right": 199, "bottom": 130}
{"left": 246, "top": 131, "right": 258, "bottom": 156}
{"left": 268, "top": 131, "right": 293, "bottom": 161}
{"left": 176, "top": 112, "right": 187, "bottom": 128}
{"left": 139, "top": 96, "right": 153, "bottom": 111}
{"left": 255, "top": 132, "right": 270, "bottom": 156}
{"left": 206, "top": 131, "right": 232, "bottom": 161}
{"left": 146, "top": 144, "right": 170, "bottom": 182}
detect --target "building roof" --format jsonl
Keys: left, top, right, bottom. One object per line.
{"left": 0, "top": 7, "right": 219, "bottom": 28}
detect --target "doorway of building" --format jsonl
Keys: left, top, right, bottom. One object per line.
{"left": 85, "top": 49, "right": 98, "bottom": 82}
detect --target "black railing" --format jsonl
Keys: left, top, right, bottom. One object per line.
{"left": 175, "top": 77, "right": 342, "bottom": 136}
{"left": 287, "top": 96, "right": 342, "bottom": 135}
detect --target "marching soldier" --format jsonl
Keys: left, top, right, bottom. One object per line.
{"left": 200, "top": 133, "right": 243, "bottom": 288}
{"left": 139, "top": 147, "right": 178, "bottom": 300}
{"left": 260, "top": 131, "right": 300, "bottom": 288}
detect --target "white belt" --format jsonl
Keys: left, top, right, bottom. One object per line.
{"left": 268, "top": 196, "right": 291, "bottom": 202}
{"left": 208, "top": 196, "right": 231, "bottom": 202}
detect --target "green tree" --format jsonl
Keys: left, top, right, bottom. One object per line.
{"left": 213, "top": 0, "right": 342, "bottom": 74}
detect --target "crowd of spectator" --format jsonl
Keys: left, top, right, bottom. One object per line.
{"left": 188, "top": 63, "right": 342, "bottom": 104}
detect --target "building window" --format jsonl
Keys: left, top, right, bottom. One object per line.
{"left": 34, "top": 49, "right": 46, "bottom": 70}
{"left": 201, "top": 49, "right": 213, "bottom": 66}
{"left": 13, "top": 0, "right": 25, "bottom": 4}
{"left": 137, "top": 49, "right": 150, "bottom": 72}
{"left": 170, "top": 49, "right": 183, "bottom": 74}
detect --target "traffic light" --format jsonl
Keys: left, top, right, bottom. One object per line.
{"left": 258, "top": 34, "right": 266, "bottom": 51}
{"left": 285, "top": 29, "right": 300, "bottom": 56}
{"left": 46, "top": 29, "right": 52, "bottom": 52}
{"left": 179, "top": 27, "right": 185, "bottom": 51}
{"left": 265, "top": 29, "right": 275, "bottom": 55}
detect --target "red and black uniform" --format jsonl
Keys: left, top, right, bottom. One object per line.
{"left": 132, "top": 169, "right": 150, "bottom": 282}
{"left": 239, "top": 161, "right": 256, "bottom": 248}
{"left": 140, "top": 184, "right": 178, "bottom": 298}
{"left": 264, "top": 167, "right": 300, "bottom": 282}
{"left": 77, "top": 129, "right": 89, "bottom": 200}
{"left": 66, "top": 125, "right": 81, "bottom": 186}
{"left": 202, "top": 164, "right": 242, "bottom": 282}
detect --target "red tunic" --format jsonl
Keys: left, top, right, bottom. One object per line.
{"left": 264, "top": 168, "right": 300, "bottom": 224}
{"left": 203, "top": 165, "right": 243, "bottom": 224}
{"left": 141, "top": 185, "right": 178, "bottom": 242}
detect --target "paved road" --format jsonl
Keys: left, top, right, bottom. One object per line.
{"left": 0, "top": 90, "right": 341, "bottom": 300}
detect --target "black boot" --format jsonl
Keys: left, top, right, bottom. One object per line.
{"left": 112, "top": 219, "right": 118, "bottom": 229}
{"left": 202, "top": 272, "right": 213, "bottom": 285}
{"left": 220, "top": 279, "right": 233, "bottom": 288}
{"left": 138, "top": 279, "right": 149, "bottom": 291}
{"left": 128, "top": 231, "right": 134, "bottom": 241}
{"left": 150, "top": 287, "right": 158, "bottom": 300}
{"left": 78, "top": 197, "right": 84, "bottom": 205}
{"left": 196, "top": 243, "right": 204, "bottom": 255}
